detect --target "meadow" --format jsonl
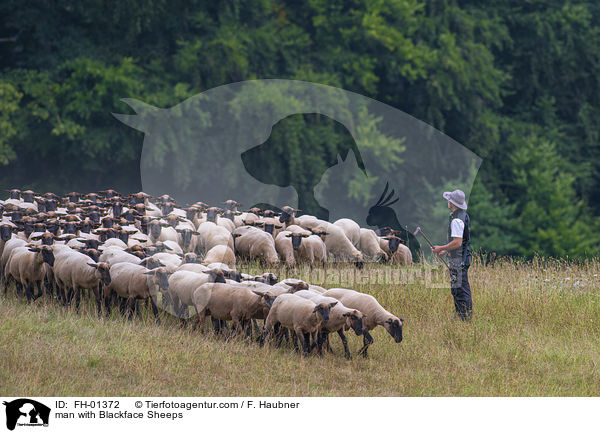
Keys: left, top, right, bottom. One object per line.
{"left": 1, "top": 256, "right": 599, "bottom": 396}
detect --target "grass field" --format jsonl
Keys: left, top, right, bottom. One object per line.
{"left": 1, "top": 256, "right": 599, "bottom": 396}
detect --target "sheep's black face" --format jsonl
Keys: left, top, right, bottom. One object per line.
{"left": 41, "top": 247, "right": 55, "bottom": 267}
{"left": 9, "top": 189, "right": 20, "bottom": 200}
{"left": 350, "top": 314, "right": 364, "bottom": 336}
{"left": 183, "top": 253, "right": 197, "bottom": 264}
{"left": 102, "top": 218, "right": 114, "bottom": 228}
{"left": 46, "top": 223, "right": 59, "bottom": 235}
{"left": 214, "top": 272, "right": 226, "bottom": 284}
{"left": 315, "top": 305, "right": 331, "bottom": 323}
{"left": 22, "top": 191, "right": 35, "bottom": 202}
{"left": 0, "top": 225, "right": 13, "bottom": 241}
{"left": 98, "top": 265, "right": 111, "bottom": 285}
{"left": 263, "top": 224, "right": 274, "bottom": 234}
{"left": 290, "top": 234, "right": 303, "bottom": 250}
{"left": 185, "top": 208, "right": 196, "bottom": 220}
{"left": 85, "top": 239, "right": 101, "bottom": 250}
{"left": 86, "top": 249, "right": 101, "bottom": 262}
{"left": 388, "top": 237, "right": 401, "bottom": 253}
{"left": 180, "top": 229, "right": 193, "bottom": 247}
{"left": 150, "top": 222, "right": 161, "bottom": 239}
{"left": 266, "top": 273, "right": 278, "bottom": 285}
{"left": 279, "top": 211, "right": 290, "bottom": 224}
{"left": 63, "top": 222, "right": 77, "bottom": 234}
{"left": 206, "top": 208, "right": 217, "bottom": 222}
{"left": 112, "top": 203, "right": 123, "bottom": 218}
{"left": 24, "top": 223, "right": 34, "bottom": 237}
{"left": 41, "top": 234, "right": 54, "bottom": 246}
{"left": 79, "top": 221, "right": 92, "bottom": 233}
{"left": 384, "top": 318, "right": 403, "bottom": 343}
{"left": 226, "top": 270, "right": 242, "bottom": 282}
{"left": 156, "top": 269, "right": 170, "bottom": 292}
{"left": 161, "top": 203, "right": 174, "bottom": 215}
{"left": 117, "top": 231, "right": 129, "bottom": 244}
{"left": 261, "top": 294, "right": 276, "bottom": 309}
{"left": 46, "top": 200, "right": 58, "bottom": 212}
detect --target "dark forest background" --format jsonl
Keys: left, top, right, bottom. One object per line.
{"left": 1, "top": 0, "right": 599, "bottom": 257}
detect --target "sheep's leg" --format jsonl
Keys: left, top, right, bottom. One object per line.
{"left": 73, "top": 286, "right": 81, "bottom": 312}
{"left": 211, "top": 317, "right": 221, "bottom": 334}
{"left": 24, "top": 282, "right": 33, "bottom": 302}
{"left": 296, "top": 331, "right": 308, "bottom": 357}
{"left": 94, "top": 282, "right": 102, "bottom": 317}
{"left": 150, "top": 295, "right": 160, "bottom": 325}
{"left": 15, "top": 280, "right": 23, "bottom": 296}
{"left": 325, "top": 333, "right": 335, "bottom": 354}
{"left": 33, "top": 281, "right": 43, "bottom": 300}
{"left": 357, "top": 331, "right": 374, "bottom": 358}
{"left": 104, "top": 291, "right": 112, "bottom": 316}
{"left": 119, "top": 297, "right": 128, "bottom": 316}
{"left": 134, "top": 299, "right": 142, "bottom": 319}
{"left": 337, "top": 329, "right": 352, "bottom": 360}
{"left": 127, "top": 298, "right": 135, "bottom": 321}
{"left": 315, "top": 332, "right": 324, "bottom": 357}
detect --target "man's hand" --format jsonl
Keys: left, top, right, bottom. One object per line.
{"left": 431, "top": 245, "right": 446, "bottom": 257}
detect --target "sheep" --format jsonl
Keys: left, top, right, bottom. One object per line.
{"left": 193, "top": 283, "right": 276, "bottom": 336}
{"left": 378, "top": 236, "right": 412, "bottom": 265}
{"left": 196, "top": 222, "right": 234, "bottom": 254}
{"left": 323, "top": 288, "right": 404, "bottom": 357}
{"left": 167, "top": 269, "right": 226, "bottom": 321}
{"left": 294, "top": 290, "right": 365, "bottom": 359}
{"left": 148, "top": 252, "right": 181, "bottom": 272}
{"left": 274, "top": 230, "right": 298, "bottom": 266}
{"left": 278, "top": 206, "right": 298, "bottom": 228}
{"left": 333, "top": 218, "right": 361, "bottom": 248}
{"left": 52, "top": 249, "right": 111, "bottom": 315}
{"left": 103, "top": 263, "right": 169, "bottom": 322}
{"left": 4, "top": 246, "right": 46, "bottom": 300}
{"left": 175, "top": 227, "right": 199, "bottom": 253}
{"left": 260, "top": 294, "right": 337, "bottom": 356}
{"left": 359, "top": 228, "right": 388, "bottom": 262}
{"left": 1, "top": 238, "right": 27, "bottom": 286}
{"left": 99, "top": 246, "right": 143, "bottom": 266}
{"left": 203, "top": 244, "right": 236, "bottom": 267}
{"left": 311, "top": 221, "right": 363, "bottom": 266}
{"left": 176, "top": 263, "right": 210, "bottom": 273}
{"left": 233, "top": 226, "right": 279, "bottom": 265}
{"left": 160, "top": 240, "right": 183, "bottom": 255}
{"left": 297, "top": 234, "right": 327, "bottom": 266}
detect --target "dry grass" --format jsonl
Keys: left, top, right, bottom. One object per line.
{"left": 1, "top": 257, "right": 599, "bottom": 396}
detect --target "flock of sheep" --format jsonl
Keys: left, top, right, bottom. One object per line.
{"left": 0, "top": 189, "right": 406, "bottom": 358}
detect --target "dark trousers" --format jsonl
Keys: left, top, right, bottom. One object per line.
{"left": 449, "top": 265, "right": 472, "bottom": 321}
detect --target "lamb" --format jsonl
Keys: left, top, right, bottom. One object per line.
{"left": 167, "top": 269, "right": 226, "bottom": 320}
{"left": 260, "top": 294, "right": 337, "bottom": 356}
{"left": 359, "top": 228, "right": 388, "bottom": 262}
{"left": 333, "top": 218, "right": 361, "bottom": 248}
{"left": 233, "top": 226, "right": 279, "bottom": 265}
{"left": 294, "top": 290, "right": 365, "bottom": 359}
{"left": 193, "top": 283, "right": 276, "bottom": 336}
{"left": 103, "top": 263, "right": 169, "bottom": 322}
{"left": 323, "top": 288, "right": 404, "bottom": 357}
{"left": 203, "top": 244, "right": 236, "bottom": 267}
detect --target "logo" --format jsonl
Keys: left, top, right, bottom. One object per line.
{"left": 3, "top": 399, "right": 50, "bottom": 431}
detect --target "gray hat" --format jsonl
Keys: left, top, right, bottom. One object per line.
{"left": 443, "top": 189, "right": 467, "bottom": 210}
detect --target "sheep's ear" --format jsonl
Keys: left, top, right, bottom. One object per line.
{"left": 275, "top": 225, "right": 283, "bottom": 229}
{"left": 193, "top": 231, "right": 200, "bottom": 235}
{"left": 28, "top": 247, "right": 41, "bottom": 252}
{"left": 285, "top": 233, "right": 292, "bottom": 237}
{"left": 301, "top": 234, "right": 310, "bottom": 238}
{"left": 386, "top": 318, "right": 393, "bottom": 324}
{"left": 175, "top": 229, "right": 183, "bottom": 233}
{"left": 87, "top": 263, "right": 99, "bottom": 268}
{"left": 329, "top": 302, "right": 338, "bottom": 308}
{"left": 252, "top": 290, "right": 263, "bottom": 297}
{"left": 160, "top": 223, "right": 169, "bottom": 228}
{"left": 342, "top": 311, "right": 352, "bottom": 317}
{"left": 142, "top": 270, "right": 155, "bottom": 275}
{"left": 163, "top": 244, "right": 173, "bottom": 251}
{"left": 30, "top": 235, "right": 42, "bottom": 240}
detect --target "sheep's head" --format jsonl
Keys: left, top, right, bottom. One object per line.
{"left": 313, "top": 302, "right": 337, "bottom": 323}
{"left": 141, "top": 257, "right": 165, "bottom": 270}
{"left": 182, "top": 252, "right": 198, "bottom": 264}
{"left": 88, "top": 262, "right": 111, "bottom": 285}
{"left": 206, "top": 207, "right": 219, "bottom": 222}
{"left": 254, "top": 273, "right": 278, "bottom": 285}
{"left": 203, "top": 269, "right": 226, "bottom": 284}
{"left": 176, "top": 228, "right": 198, "bottom": 248}
{"left": 148, "top": 220, "right": 162, "bottom": 239}
{"left": 286, "top": 281, "right": 308, "bottom": 292}
{"left": 253, "top": 291, "right": 277, "bottom": 310}
{"left": 383, "top": 316, "right": 404, "bottom": 343}
{"left": 285, "top": 232, "right": 309, "bottom": 250}
{"left": 343, "top": 310, "right": 365, "bottom": 336}
{"left": 226, "top": 270, "right": 243, "bottom": 282}
{"left": 40, "top": 246, "right": 55, "bottom": 266}
{"left": 0, "top": 224, "right": 14, "bottom": 241}
{"left": 83, "top": 249, "right": 101, "bottom": 262}
{"left": 385, "top": 236, "right": 402, "bottom": 253}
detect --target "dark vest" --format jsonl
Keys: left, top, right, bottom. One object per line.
{"left": 447, "top": 209, "right": 470, "bottom": 266}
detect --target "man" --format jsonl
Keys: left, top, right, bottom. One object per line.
{"left": 432, "top": 189, "right": 472, "bottom": 321}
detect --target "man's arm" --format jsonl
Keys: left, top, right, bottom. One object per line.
{"left": 432, "top": 237, "right": 462, "bottom": 256}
